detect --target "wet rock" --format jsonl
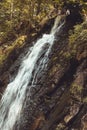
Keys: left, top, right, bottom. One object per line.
{"left": 0, "top": 12, "right": 87, "bottom": 130}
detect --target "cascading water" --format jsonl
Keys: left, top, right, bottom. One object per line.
{"left": 0, "top": 16, "right": 65, "bottom": 130}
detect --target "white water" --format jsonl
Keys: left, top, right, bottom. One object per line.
{"left": 0, "top": 16, "right": 64, "bottom": 130}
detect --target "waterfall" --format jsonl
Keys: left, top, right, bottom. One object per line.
{"left": 0, "top": 16, "right": 65, "bottom": 130}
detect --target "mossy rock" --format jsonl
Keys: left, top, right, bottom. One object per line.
{"left": 68, "top": 21, "right": 87, "bottom": 60}
{"left": 0, "top": 35, "right": 26, "bottom": 66}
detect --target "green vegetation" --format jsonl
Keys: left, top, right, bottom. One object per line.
{"left": 70, "top": 82, "right": 83, "bottom": 102}
{"left": 0, "top": 0, "right": 54, "bottom": 43}
{"left": 0, "top": 35, "right": 26, "bottom": 66}
{"left": 66, "top": 21, "right": 87, "bottom": 60}
{"left": 0, "top": 0, "right": 87, "bottom": 67}
{"left": 0, "top": 0, "right": 87, "bottom": 44}
{"left": 69, "top": 22, "right": 87, "bottom": 44}
{"left": 70, "top": 83, "right": 83, "bottom": 95}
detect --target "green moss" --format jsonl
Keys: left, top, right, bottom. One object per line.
{"left": 49, "top": 64, "right": 61, "bottom": 76}
{"left": 68, "top": 22, "right": 87, "bottom": 59}
{"left": 83, "top": 97, "right": 87, "bottom": 103}
{"left": 61, "top": 22, "right": 87, "bottom": 61}
{"left": 70, "top": 83, "right": 83, "bottom": 95}
{"left": 0, "top": 35, "right": 26, "bottom": 66}
{"left": 63, "top": 52, "right": 72, "bottom": 59}
{"left": 13, "top": 35, "right": 26, "bottom": 47}
{"left": 0, "top": 55, "right": 6, "bottom": 65}
{"left": 69, "top": 22, "right": 87, "bottom": 45}
{"left": 70, "top": 83, "right": 83, "bottom": 102}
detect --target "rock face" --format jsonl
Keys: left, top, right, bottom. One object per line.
{"left": 0, "top": 16, "right": 56, "bottom": 99}
{"left": 0, "top": 13, "right": 87, "bottom": 130}
{"left": 13, "top": 17, "right": 86, "bottom": 130}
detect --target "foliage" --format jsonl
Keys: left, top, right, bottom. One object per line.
{"left": 0, "top": 0, "right": 54, "bottom": 43}
{"left": 70, "top": 83, "right": 83, "bottom": 101}
{"left": 0, "top": 0, "right": 87, "bottom": 44}
{"left": 0, "top": 35, "right": 26, "bottom": 65}
{"left": 69, "top": 21, "right": 87, "bottom": 44}
{"left": 68, "top": 21, "right": 87, "bottom": 59}
{"left": 0, "top": 0, "right": 86, "bottom": 67}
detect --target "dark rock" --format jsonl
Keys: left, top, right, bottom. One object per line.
{"left": 0, "top": 10, "right": 87, "bottom": 130}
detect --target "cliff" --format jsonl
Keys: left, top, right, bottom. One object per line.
{"left": 0, "top": 5, "right": 87, "bottom": 130}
